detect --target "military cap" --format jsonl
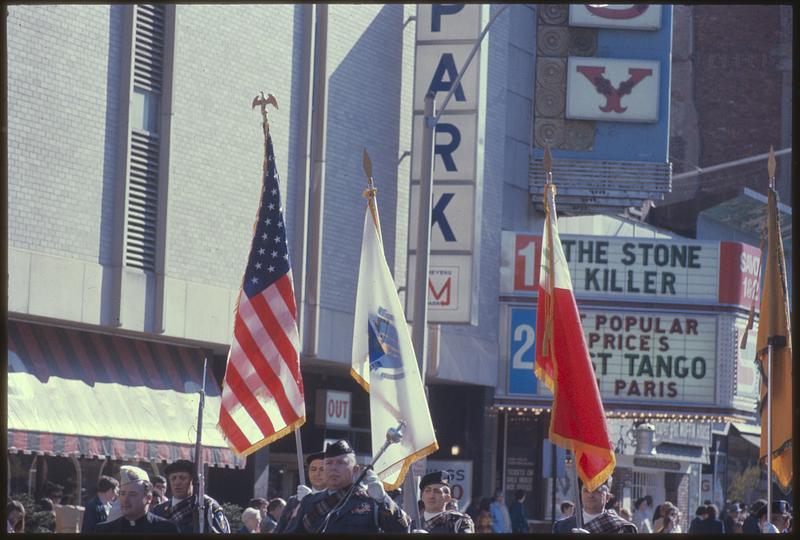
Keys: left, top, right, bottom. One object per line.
{"left": 306, "top": 451, "right": 326, "bottom": 466}
{"left": 727, "top": 502, "right": 743, "bottom": 513}
{"left": 420, "top": 470, "right": 451, "bottom": 491}
{"left": 164, "top": 459, "right": 195, "bottom": 478}
{"left": 757, "top": 500, "right": 791, "bottom": 519}
{"left": 119, "top": 465, "right": 150, "bottom": 486}
{"left": 324, "top": 440, "right": 354, "bottom": 458}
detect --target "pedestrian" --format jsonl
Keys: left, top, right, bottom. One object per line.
{"left": 274, "top": 450, "right": 326, "bottom": 533}
{"left": 261, "top": 498, "right": 286, "bottom": 533}
{"left": 653, "top": 502, "right": 681, "bottom": 533}
{"left": 632, "top": 496, "right": 653, "bottom": 533}
{"left": 619, "top": 507, "right": 633, "bottom": 522}
{"left": 416, "top": 470, "right": 474, "bottom": 533}
{"left": 509, "top": 489, "right": 528, "bottom": 533}
{"left": 561, "top": 500, "right": 575, "bottom": 519}
{"left": 552, "top": 479, "right": 637, "bottom": 534}
{"left": 693, "top": 503, "right": 724, "bottom": 534}
{"left": 743, "top": 499, "right": 766, "bottom": 534}
{"left": 490, "top": 489, "right": 512, "bottom": 533}
{"left": 81, "top": 475, "right": 119, "bottom": 533}
{"left": 237, "top": 507, "right": 261, "bottom": 533}
{"left": 151, "top": 475, "right": 168, "bottom": 506}
{"left": 93, "top": 466, "right": 179, "bottom": 534}
{"left": 723, "top": 502, "right": 741, "bottom": 533}
{"left": 287, "top": 439, "right": 410, "bottom": 533}
{"left": 149, "top": 459, "right": 229, "bottom": 533}
{"left": 688, "top": 505, "right": 707, "bottom": 533}
{"left": 475, "top": 497, "right": 494, "bottom": 533}
{"left": 6, "top": 500, "right": 25, "bottom": 533}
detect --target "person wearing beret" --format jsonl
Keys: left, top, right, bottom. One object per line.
{"left": 289, "top": 439, "right": 411, "bottom": 533}
{"left": 93, "top": 466, "right": 179, "bottom": 534}
{"left": 418, "top": 470, "right": 475, "bottom": 534}
{"left": 275, "top": 450, "right": 328, "bottom": 533}
{"left": 149, "top": 459, "right": 230, "bottom": 533}
{"left": 758, "top": 499, "right": 792, "bottom": 533}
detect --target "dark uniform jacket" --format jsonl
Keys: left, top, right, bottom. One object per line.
{"left": 553, "top": 511, "right": 637, "bottom": 534}
{"left": 421, "top": 510, "right": 475, "bottom": 534}
{"left": 80, "top": 495, "right": 109, "bottom": 533}
{"left": 742, "top": 514, "right": 761, "bottom": 534}
{"left": 94, "top": 512, "right": 180, "bottom": 534}
{"left": 690, "top": 517, "right": 724, "bottom": 534}
{"left": 150, "top": 494, "right": 230, "bottom": 533}
{"left": 275, "top": 494, "right": 304, "bottom": 533}
{"left": 290, "top": 485, "right": 410, "bottom": 534}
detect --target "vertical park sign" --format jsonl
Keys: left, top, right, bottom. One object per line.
{"left": 406, "top": 4, "right": 488, "bottom": 324}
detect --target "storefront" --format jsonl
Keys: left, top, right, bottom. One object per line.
{"left": 6, "top": 319, "right": 245, "bottom": 508}
{"left": 494, "top": 227, "right": 762, "bottom": 530}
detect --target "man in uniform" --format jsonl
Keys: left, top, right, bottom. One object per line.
{"left": 418, "top": 470, "right": 475, "bottom": 533}
{"left": 288, "top": 439, "right": 410, "bottom": 533}
{"left": 552, "top": 478, "right": 636, "bottom": 534}
{"left": 94, "top": 466, "right": 179, "bottom": 534}
{"left": 274, "top": 450, "right": 327, "bottom": 533}
{"left": 150, "top": 459, "right": 229, "bottom": 533}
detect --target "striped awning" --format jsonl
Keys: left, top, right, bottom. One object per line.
{"left": 7, "top": 320, "right": 245, "bottom": 468}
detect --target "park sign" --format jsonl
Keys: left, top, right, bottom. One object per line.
{"left": 406, "top": 4, "right": 489, "bottom": 325}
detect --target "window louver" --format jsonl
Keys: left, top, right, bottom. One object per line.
{"left": 125, "top": 4, "right": 165, "bottom": 271}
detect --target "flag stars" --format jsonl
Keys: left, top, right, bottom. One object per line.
{"left": 268, "top": 203, "right": 275, "bottom": 210}
{"left": 271, "top": 250, "right": 278, "bottom": 258}
{"left": 265, "top": 218, "right": 272, "bottom": 226}
{"left": 275, "top": 236, "right": 282, "bottom": 243}
{"left": 268, "top": 265, "right": 275, "bottom": 273}
{"left": 271, "top": 188, "right": 277, "bottom": 195}
{"left": 278, "top": 222, "right": 283, "bottom": 229}
{"left": 262, "top": 233, "right": 268, "bottom": 240}
{"left": 255, "top": 262, "right": 262, "bottom": 270}
{"left": 258, "top": 248, "right": 265, "bottom": 255}
{"left": 251, "top": 276, "right": 259, "bottom": 284}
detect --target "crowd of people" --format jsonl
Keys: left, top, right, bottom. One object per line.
{"left": 5, "top": 441, "right": 794, "bottom": 534}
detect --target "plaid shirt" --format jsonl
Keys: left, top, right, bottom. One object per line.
{"left": 422, "top": 510, "right": 475, "bottom": 534}
{"left": 584, "top": 511, "right": 638, "bottom": 534}
{"left": 150, "top": 495, "right": 229, "bottom": 533}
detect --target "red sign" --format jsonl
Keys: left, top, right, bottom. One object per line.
{"left": 513, "top": 234, "right": 541, "bottom": 292}
{"left": 718, "top": 242, "right": 761, "bottom": 308}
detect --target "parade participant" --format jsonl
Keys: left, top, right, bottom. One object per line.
{"left": 274, "top": 450, "right": 327, "bottom": 533}
{"left": 81, "top": 475, "right": 118, "bottom": 533}
{"left": 262, "top": 498, "right": 286, "bottom": 532}
{"left": 418, "top": 470, "right": 475, "bottom": 533}
{"left": 93, "top": 466, "right": 178, "bottom": 534}
{"left": 150, "top": 459, "right": 230, "bottom": 533}
{"left": 758, "top": 500, "right": 792, "bottom": 533}
{"left": 288, "top": 439, "right": 410, "bottom": 533}
{"left": 552, "top": 479, "right": 637, "bottom": 534}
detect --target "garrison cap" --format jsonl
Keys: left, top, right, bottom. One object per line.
{"left": 324, "top": 440, "right": 355, "bottom": 458}
{"left": 164, "top": 459, "right": 195, "bottom": 478}
{"left": 306, "top": 451, "right": 326, "bottom": 466}
{"left": 119, "top": 465, "right": 150, "bottom": 486}
{"left": 419, "top": 470, "right": 451, "bottom": 491}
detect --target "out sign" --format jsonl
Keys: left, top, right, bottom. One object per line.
{"left": 325, "top": 390, "right": 351, "bottom": 428}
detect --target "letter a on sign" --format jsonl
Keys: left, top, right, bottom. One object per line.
{"left": 428, "top": 53, "right": 466, "bottom": 102}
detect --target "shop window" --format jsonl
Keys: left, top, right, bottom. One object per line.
{"left": 630, "top": 470, "right": 659, "bottom": 503}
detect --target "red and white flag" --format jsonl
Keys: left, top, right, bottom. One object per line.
{"left": 535, "top": 182, "right": 616, "bottom": 491}
{"left": 218, "top": 134, "right": 305, "bottom": 456}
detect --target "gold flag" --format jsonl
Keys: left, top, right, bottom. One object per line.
{"left": 755, "top": 187, "right": 792, "bottom": 490}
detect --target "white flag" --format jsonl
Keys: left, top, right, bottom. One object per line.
{"left": 352, "top": 196, "right": 438, "bottom": 489}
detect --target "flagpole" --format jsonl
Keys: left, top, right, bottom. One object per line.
{"left": 543, "top": 146, "right": 583, "bottom": 529}
{"left": 252, "top": 91, "right": 307, "bottom": 487}
{"left": 765, "top": 147, "right": 776, "bottom": 528}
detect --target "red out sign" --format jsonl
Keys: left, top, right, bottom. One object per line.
{"left": 325, "top": 390, "right": 351, "bottom": 428}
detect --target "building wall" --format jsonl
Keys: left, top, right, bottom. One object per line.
{"left": 7, "top": 5, "right": 122, "bottom": 264}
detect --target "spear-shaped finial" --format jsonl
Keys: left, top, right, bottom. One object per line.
{"left": 361, "top": 149, "right": 381, "bottom": 237}
{"left": 767, "top": 145, "right": 776, "bottom": 188}
{"left": 544, "top": 144, "right": 553, "bottom": 185}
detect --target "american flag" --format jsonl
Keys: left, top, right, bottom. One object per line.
{"left": 218, "top": 134, "right": 305, "bottom": 455}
